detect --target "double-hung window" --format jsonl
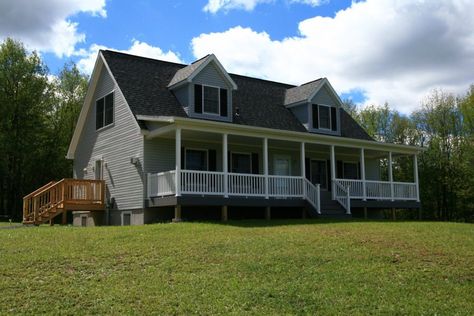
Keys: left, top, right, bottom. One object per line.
{"left": 231, "top": 153, "right": 252, "bottom": 174}
{"left": 194, "top": 84, "right": 228, "bottom": 117}
{"left": 96, "top": 92, "right": 114, "bottom": 130}
{"left": 203, "top": 86, "right": 219, "bottom": 115}
{"left": 312, "top": 104, "right": 337, "bottom": 131}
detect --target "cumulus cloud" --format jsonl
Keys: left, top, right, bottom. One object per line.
{"left": 0, "top": 0, "right": 106, "bottom": 57}
{"left": 290, "top": 0, "right": 329, "bottom": 7}
{"left": 76, "top": 40, "right": 183, "bottom": 74}
{"left": 193, "top": 0, "right": 474, "bottom": 113}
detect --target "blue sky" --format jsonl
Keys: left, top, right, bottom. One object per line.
{"left": 1, "top": 0, "right": 473, "bottom": 113}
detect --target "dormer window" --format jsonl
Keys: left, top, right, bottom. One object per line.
{"left": 312, "top": 104, "right": 337, "bottom": 131}
{"left": 194, "top": 84, "right": 228, "bottom": 117}
{"left": 203, "top": 86, "right": 219, "bottom": 115}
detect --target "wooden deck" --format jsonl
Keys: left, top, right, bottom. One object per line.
{"left": 23, "top": 179, "right": 105, "bottom": 225}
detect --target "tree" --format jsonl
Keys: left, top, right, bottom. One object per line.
{"left": 0, "top": 38, "right": 52, "bottom": 219}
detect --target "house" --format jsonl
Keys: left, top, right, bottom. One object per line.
{"left": 25, "top": 50, "right": 423, "bottom": 226}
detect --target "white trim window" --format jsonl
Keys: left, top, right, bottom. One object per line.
{"left": 312, "top": 104, "right": 337, "bottom": 132}
{"left": 96, "top": 92, "right": 114, "bottom": 130}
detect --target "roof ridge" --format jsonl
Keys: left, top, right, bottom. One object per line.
{"left": 297, "top": 78, "right": 324, "bottom": 87}
{"left": 101, "top": 49, "right": 187, "bottom": 67}
{"left": 191, "top": 54, "right": 211, "bottom": 65}
{"left": 229, "top": 73, "right": 296, "bottom": 88}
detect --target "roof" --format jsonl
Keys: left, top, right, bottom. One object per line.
{"left": 284, "top": 79, "right": 323, "bottom": 105}
{"left": 100, "top": 50, "right": 373, "bottom": 141}
{"left": 167, "top": 54, "right": 210, "bottom": 87}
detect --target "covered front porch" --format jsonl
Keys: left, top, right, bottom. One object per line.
{"left": 144, "top": 122, "right": 420, "bottom": 217}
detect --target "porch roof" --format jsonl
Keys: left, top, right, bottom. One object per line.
{"left": 138, "top": 115, "right": 425, "bottom": 154}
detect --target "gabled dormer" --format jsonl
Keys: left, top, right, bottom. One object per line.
{"left": 167, "top": 54, "right": 237, "bottom": 122}
{"left": 285, "top": 78, "right": 342, "bottom": 136}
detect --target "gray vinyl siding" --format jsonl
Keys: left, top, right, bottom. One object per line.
{"left": 73, "top": 64, "right": 144, "bottom": 211}
{"left": 290, "top": 104, "right": 309, "bottom": 129}
{"left": 174, "top": 85, "right": 189, "bottom": 113}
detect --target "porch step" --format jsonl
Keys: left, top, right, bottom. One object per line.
{"left": 318, "top": 190, "right": 351, "bottom": 219}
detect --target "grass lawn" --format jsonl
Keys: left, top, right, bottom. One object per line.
{"left": 0, "top": 220, "right": 473, "bottom": 314}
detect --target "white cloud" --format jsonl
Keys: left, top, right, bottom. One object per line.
{"left": 77, "top": 40, "right": 183, "bottom": 74}
{"left": 204, "top": 0, "right": 273, "bottom": 13}
{"left": 193, "top": 0, "right": 474, "bottom": 113}
{"left": 0, "top": 0, "right": 106, "bottom": 57}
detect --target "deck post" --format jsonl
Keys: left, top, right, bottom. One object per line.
{"left": 175, "top": 128, "right": 181, "bottom": 197}
{"left": 391, "top": 207, "right": 396, "bottom": 221}
{"left": 223, "top": 134, "right": 228, "bottom": 198}
{"left": 300, "top": 142, "right": 306, "bottom": 197}
{"left": 221, "top": 205, "right": 228, "bottom": 221}
{"left": 265, "top": 206, "right": 271, "bottom": 220}
{"left": 414, "top": 154, "right": 420, "bottom": 202}
{"left": 388, "top": 151, "right": 394, "bottom": 201}
{"left": 360, "top": 148, "right": 366, "bottom": 201}
{"left": 263, "top": 137, "right": 269, "bottom": 199}
{"left": 173, "top": 205, "right": 182, "bottom": 222}
{"left": 330, "top": 145, "right": 336, "bottom": 200}
{"left": 363, "top": 207, "right": 368, "bottom": 219}
{"left": 62, "top": 210, "right": 67, "bottom": 225}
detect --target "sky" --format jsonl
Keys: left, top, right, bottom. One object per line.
{"left": 1, "top": 0, "right": 473, "bottom": 113}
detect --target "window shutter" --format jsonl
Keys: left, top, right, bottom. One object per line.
{"left": 251, "top": 153, "right": 259, "bottom": 174}
{"left": 312, "top": 104, "right": 319, "bottom": 129}
{"left": 208, "top": 149, "right": 217, "bottom": 171}
{"left": 220, "top": 89, "right": 228, "bottom": 117}
{"left": 337, "top": 160, "right": 343, "bottom": 179}
{"left": 331, "top": 107, "right": 337, "bottom": 131}
{"left": 96, "top": 98, "right": 104, "bottom": 129}
{"left": 357, "top": 162, "right": 361, "bottom": 179}
{"left": 105, "top": 93, "right": 114, "bottom": 126}
{"left": 181, "top": 147, "right": 185, "bottom": 169}
{"left": 228, "top": 151, "right": 231, "bottom": 172}
{"left": 305, "top": 158, "right": 311, "bottom": 180}
{"left": 194, "top": 84, "right": 202, "bottom": 113}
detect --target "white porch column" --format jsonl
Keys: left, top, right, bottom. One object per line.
{"left": 330, "top": 145, "right": 336, "bottom": 200}
{"left": 175, "top": 127, "right": 181, "bottom": 197}
{"left": 263, "top": 137, "right": 269, "bottom": 199}
{"left": 388, "top": 151, "right": 394, "bottom": 201}
{"left": 223, "top": 133, "right": 228, "bottom": 198}
{"left": 300, "top": 142, "right": 306, "bottom": 197}
{"left": 414, "top": 154, "right": 420, "bottom": 202}
{"left": 360, "top": 148, "right": 366, "bottom": 201}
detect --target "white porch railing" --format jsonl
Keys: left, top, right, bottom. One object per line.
{"left": 147, "top": 170, "right": 176, "bottom": 198}
{"left": 181, "top": 170, "right": 225, "bottom": 195}
{"left": 333, "top": 179, "right": 417, "bottom": 201}
{"left": 147, "top": 170, "right": 320, "bottom": 211}
{"left": 268, "top": 175, "right": 303, "bottom": 197}
{"left": 304, "top": 179, "right": 321, "bottom": 214}
{"left": 334, "top": 180, "right": 351, "bottom": 214}
{"left": 228, "top": 173, "right": 265, "bottom": 196}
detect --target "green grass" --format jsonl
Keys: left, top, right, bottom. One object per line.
{"left": 1, "top": 220, "right": 473, "bottom": 315}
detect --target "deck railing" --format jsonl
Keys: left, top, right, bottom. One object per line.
{"left": 334, "top": 180, "right": 351, "bottom": 214}
{"left": 23, "top": 179, "right": 105, "bottom": 224}
{"left": 334, "top": 179, "right": 417, "bottom": 201}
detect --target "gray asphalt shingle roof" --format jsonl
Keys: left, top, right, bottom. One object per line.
{"left": 284, "top": 79, "right": 323, "bottom": 105}
{"left": 101, "top": 50, "right": 373, "bottom": 141}
{"left": 167, "top": 54, "right": 210, "bottom": 87}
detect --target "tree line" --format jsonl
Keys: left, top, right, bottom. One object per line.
{"left": 0, "top": 38, "right": 473, "bottom": 222}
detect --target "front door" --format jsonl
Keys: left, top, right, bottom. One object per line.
{"left": 311, "top": 160, "right": 327, "bottom": 189}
